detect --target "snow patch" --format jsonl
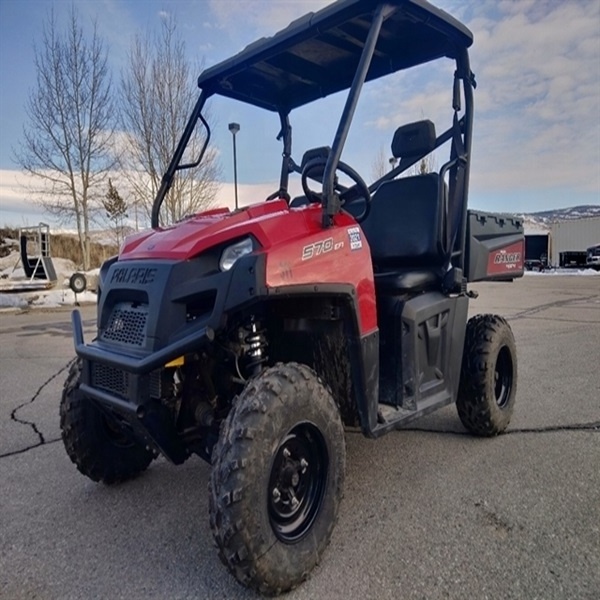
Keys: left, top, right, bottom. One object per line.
{"left": 524, "top": 268, "right": 600, "bottom": 276}
{"left": 30, "top": 289, "right": 97, "bottom": 307}
{"left": 0, "top": 252, "right": 77, "bottom": 281}
{"left": 0, "top": 288, "right": 97, "bottom": 310}
{"left": 0, "top": 294, "right": 29, "bottom": 309}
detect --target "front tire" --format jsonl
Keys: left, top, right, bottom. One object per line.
{"left": 60, "top": 360, "right": 154, "bottom": 484}
{"left": 456, "top": 314, "right": 517, "bottom": 436}
{"left": 209, "top": 363, "right": 345, "bottom": 595}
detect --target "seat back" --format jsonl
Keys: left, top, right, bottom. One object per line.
{"left": 361, "top": 173, "right": 446, "bottom": 269}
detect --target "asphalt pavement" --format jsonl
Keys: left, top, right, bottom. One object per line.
{"left": 1, "top": 275, "right": 599, "bottom": 600}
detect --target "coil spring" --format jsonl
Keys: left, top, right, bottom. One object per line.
{"left": 244, "top": 318, "right": 267, "bottom": 373}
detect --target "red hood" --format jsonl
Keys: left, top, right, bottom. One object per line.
{"left": 119, "top": 200, "right": 322, "bottom": 261}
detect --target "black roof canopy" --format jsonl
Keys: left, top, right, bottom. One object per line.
{"left": 197, "top": 0, "right": 473, "bottom": 112}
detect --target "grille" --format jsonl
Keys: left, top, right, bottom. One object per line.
{"left": 149, "top": 370, "right": 162, "bottom": 399}
{"left": 102, "top": 303, "right": 148, "bottom": 346}
{"left": 91, "top": 365, "right": 162, "bottom": 400}
{"left": 92, "top": 363, "right": 129, "bottom": 398}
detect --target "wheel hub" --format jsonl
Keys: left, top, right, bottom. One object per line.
{"left": 494, "top": 345, "right": 513, "bottom": 408}
{"left": 268, "top": 423, "right": 328, "bottom": 543}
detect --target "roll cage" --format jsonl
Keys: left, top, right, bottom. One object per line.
{"left": 152, "top": 0, "right": 475, "bottom": 267}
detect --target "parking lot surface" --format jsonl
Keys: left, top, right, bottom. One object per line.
{"left": 1, "top": 275, "right": 599, "bottom": 599}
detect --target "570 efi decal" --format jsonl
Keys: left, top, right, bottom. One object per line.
{"left": 302, "top": 237, "right": 345, "bottom": 261}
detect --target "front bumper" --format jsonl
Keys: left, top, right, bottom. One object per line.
{"left": 72, "top": 309, "right": 216, "bottom": 463}
{"left": 72, "top": 309, "right": 214, "bottom": 376}
{"left": 70, "top": 253, "right": 265, "bottom": 463}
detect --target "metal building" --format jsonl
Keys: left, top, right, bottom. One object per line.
{"left": 550, "top": 217, "right": 600, "bottom": 267}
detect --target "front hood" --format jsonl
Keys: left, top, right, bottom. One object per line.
{"left": 120, "top": 200, "right": 296, "bottom": 260}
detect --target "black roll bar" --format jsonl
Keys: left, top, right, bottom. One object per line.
{"left": 321, "top": 3, "right": 392, "bottom": 228}
{"left": 277, "top": 112, "right": 293, "bottom": 199}
{"left": 454, "top": 47, "right": 474, "bottom": 272}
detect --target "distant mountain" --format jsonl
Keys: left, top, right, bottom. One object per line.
{"left": 524, "top": 205, "right": 600, "bottom": 223}
{"left": 516, "top": 205, "right": 600, "bottom": 234}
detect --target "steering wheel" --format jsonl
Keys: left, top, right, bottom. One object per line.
{"left": 301, "top": 158, "right": 372, "bottom": 222}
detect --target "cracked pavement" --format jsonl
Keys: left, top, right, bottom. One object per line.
{"left": 1, "top": 277, "right": 599, "bottom": 600}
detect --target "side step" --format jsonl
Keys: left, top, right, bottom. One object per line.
{"left": 372, "top": 392, "right": 453, "bottom": 437}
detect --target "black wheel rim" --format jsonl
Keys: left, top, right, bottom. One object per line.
{"left": 268, "top": 422, "right": 328, "bottom": 544}
{"left": 494, "top": 345, "right": 513, "bottom": 408}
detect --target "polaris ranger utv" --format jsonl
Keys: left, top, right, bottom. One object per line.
{"left": 61, "top": 0, "right": 524, "bottom": 594}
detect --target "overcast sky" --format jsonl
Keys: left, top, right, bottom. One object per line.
{"left": 0, "top": 0, "right": 599, "bottom": 228}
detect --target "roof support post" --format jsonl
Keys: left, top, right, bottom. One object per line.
{"left": 322, "top": 3, "right": 393, "bottom": 228}
{"left": 277, "top": 112, "right": 293, "bottom": 199}
{"left": 454, "top": 47, "right": 475, "bottom": 272}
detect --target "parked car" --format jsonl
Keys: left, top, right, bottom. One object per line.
{"left": 586, "top": 244, "right": 600, "bottom": 270}
{"left": 525, "top": 259, "right": 544, "bottom": 271}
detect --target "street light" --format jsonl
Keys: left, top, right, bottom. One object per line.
{"left": 228, "top": 122, "right": 240, "bottom": 210}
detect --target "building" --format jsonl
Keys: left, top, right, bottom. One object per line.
{"left": 550, "top": 217, "right": 600, "bottom": 267}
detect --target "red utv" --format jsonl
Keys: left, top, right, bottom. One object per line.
{"left": 61, "top": 0, "right": 524, "bottom": 594}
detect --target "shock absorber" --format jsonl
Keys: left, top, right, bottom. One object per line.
{"left": 243, "top": 317, "right": 268, "bottom": 376}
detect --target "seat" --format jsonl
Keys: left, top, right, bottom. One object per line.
{"left": 358, "top": 119, "right": 448, "bottom": 294}
{"left": 360, "top": 173, "right": 447, "bottom": 293}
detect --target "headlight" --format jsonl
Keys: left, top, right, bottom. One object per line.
{"left": 219, "top": 237, "right": 253, "bottom": 271}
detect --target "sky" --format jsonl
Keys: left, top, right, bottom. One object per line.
{"left": 0, "top": 0, "right": 599, "bottom": 229}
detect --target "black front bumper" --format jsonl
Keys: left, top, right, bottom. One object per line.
{"left": 72, "top": 309, "right": 214, "bottom": 375}
{"left": 72, "top": 309, "right": 215, "bottom": 463}
{"left": 71, "top": 253, "right": 266, "bottom": 462}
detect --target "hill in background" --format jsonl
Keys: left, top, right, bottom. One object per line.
{"left": 525, "top": 204, "right": 600, "bottom": 223}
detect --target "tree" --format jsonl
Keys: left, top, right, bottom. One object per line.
{"left": 371, "top": 145, "right": 389, "bottom": 181}
{"left": 371, "top": 144, "right": 437, "bottom": 182}
{"left": 119, "top": 17, "right": 220, "bottom": 226}
{"left": 14, "top": 8, "right": 115, "bottom": 270}
{"left": 103, "top": 179, "right": 128, "bottom": 245}
{"left": 408, "top": 153, "right": 437, "bottom": 176}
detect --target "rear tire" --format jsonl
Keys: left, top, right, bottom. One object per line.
{"left": 60, "top": 360, "right": 154, "bottom": 484}
{"left": 209, "top": 362, "right": 345, "bottom": 595}
{"left": 457, "top": 314, "right": 517, "bottom": 436}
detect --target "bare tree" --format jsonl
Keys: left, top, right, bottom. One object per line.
{"left": 370, "top": 145, "right": 388, "bottom": 181}
{"left": 119, "top": 17, "right": 220, "bottom": 226}
{"left": 14, "top": 8, "right": 115, "bottom": 269}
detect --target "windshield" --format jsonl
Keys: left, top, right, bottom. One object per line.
{"left": 153, "top": 52, "right": 470, "bottom": 227}
{"left": 151, "top": 0, "right": 474, "bottom": 229}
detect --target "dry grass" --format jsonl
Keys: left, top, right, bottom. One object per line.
{"left": 0, "top": 226, "right": 118, "bottom": 268}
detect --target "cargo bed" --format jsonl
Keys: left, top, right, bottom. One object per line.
{"left": 465, "top": 210, "right": 524, "bottom": 282}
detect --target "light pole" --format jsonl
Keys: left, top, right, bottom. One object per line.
{"left": 228, "top": 122, "right": 240, "bottom": 210}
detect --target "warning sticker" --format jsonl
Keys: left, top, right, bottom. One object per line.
{"left": 347, "top": 226, "right": 362, "bottom": 251}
